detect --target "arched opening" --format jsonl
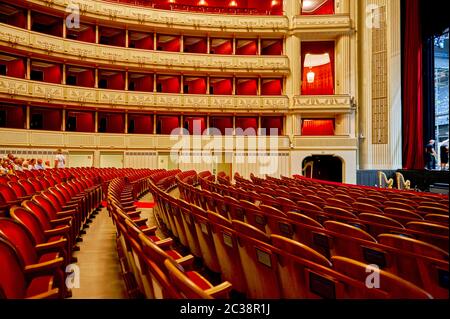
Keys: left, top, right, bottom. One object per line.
{"left": 302, "top": 155, "right": 343, "bottom": 183}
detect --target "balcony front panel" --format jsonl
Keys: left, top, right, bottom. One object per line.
{"left": 0, "top": 76, "right": 289, "bottom": 113}
{"left": 0, "top": 25, "right": 290, "bottom": 75}
{"left": 21, "top": 0, "right": 289, "bottom": 35}
{"left": 0, "top": 128, "right": 291, "bottom": 150}
{"left": 293, "top": 14, "right": 353, "bottom": 39}
{"left": 291, "top": 95, "right": 354, "bottom": 114}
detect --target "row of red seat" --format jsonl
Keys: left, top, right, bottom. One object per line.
{"left": 107, "top": 172, "right": 232, "bottom": 298}
{"left": 150, "top": 171, "right": 446, "bottom": 298}
{"left": 0, "top": 167, "right": 153, "bottom": 299}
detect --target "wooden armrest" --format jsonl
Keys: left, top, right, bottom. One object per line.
{"left": 141, "top": 226, "right": 157, "bottom": 235}
{"left": 56, "top": 209, "right": 77, "bottom": 217}
{"left": 50, "top": 217, "right": 72, "bottom": 226}
{"left": 27, "top": 288, "right": 60, "bottom": 299}
{"left": 133, "top": 218, "right": 148, "bottom": 227}
{"left": 205, "top": 281, "right": 233, "bottom": 299}
{"left": 62, "top": 203, "right": 78, "bottom": 210}
{"left": 127, "top": 211, "right": 141, "bottom": 218}
{"left": 175, "top": 254, "right": 195, "bottom": 270}
{"left": 44, "top": 225, "right": 70, "bottom": 236}
{"left": 24, "top": 257, "right": 64, "bottom": 277}
{"left": 154, "top": 238, "right": 173, "bottom": 248}
{"left": 35, "top": 238, "right": 67, "bottom": 253}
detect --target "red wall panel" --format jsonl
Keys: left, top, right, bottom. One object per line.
{"left": 67, "top": 111, "right": 95, "bottom": 132}
{"left": 98, "top": 113, "right": 124, "bottom": 133}
{"left": 261, "top": 40, "right": 283, "bottom": 55}
{"left": 31, "top": 108, "right": 62, "bottom": 131}
{"left": 159, "top": 77, "right": 181, "bottom": 93}
{"left": 211, "top": 40, "right": 233, "bottom": 54}
{"left": 301, "top": 119, "right": 335, "bottom": 136}
{"left": 157, "top": 116, "right": 180, "bottom": 134}
{"left": 9, "top": 11, "right": 27, "bottom": 28}
{"left": 261, "top": 79, "right": 282, "bottom": 95}
{"left": 209, "top": 117, "right": 233, "bottom": 135}
{"left": 237, "top": 79, "right": 258, "bottom": 95}
{"left": 235, "top": 117, "right": 258, "bottom": 135}
{"left": 107, "top": 73, "right": 125, "bottom": 90}
{"left": 158, "top": 37, "right": 181, "bottom": 52}
{"left": 128, "top": 114, "right": 153, "bottom": 134}
{"left": 186, "top": 78, "right": 207, "bottom": 94}
{"left": 77, "top": 26, "right": 96, "bottom": 43}
{"left": 0, "top": 105, "right": 25, "bottom": 129}
{"left": 133, "top": 36, "right": 154, "bottom": 50}
{"left": 261, "top": 116, "right": 283, "bottom": 135}
{"left": 185, "top": 39, "right": 207, "bottom": 53}
{"left": 5, "top": 59, "right": 26, "bottom": 78}
{"left": 184, "top": 116, "right": 206, "bottom": 135}
{"left": 43, "top": 65, "right": 62, "bottom": 84}
{"left": 131, "top": 75, "right": 154, "bottom": 92}
{"left": 236, "top": 40, "right": 258, "bottom": 55}
{"left": 211, "top": 79, "right": 233, "bottom": 95}
{"left": 77, "top": 70, "right": 95, "bottom": 87}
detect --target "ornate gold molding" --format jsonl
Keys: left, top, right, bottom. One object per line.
{"left": 0, "top": 76, "right": 289, "bottom": 112}
{"left": 0, "top": 24, "right": 289, "bottom": 75}
{"left": 24, "top": 0, "right": 289, "bottom": 35}
{"left": 0, "top": 127, "right": 291, "bottom": 150}
{"left": 291, "top": 95, "right": 354, "bottom": 114}
{"left": 292, "top": 14, "right": 353, "bottom": 38}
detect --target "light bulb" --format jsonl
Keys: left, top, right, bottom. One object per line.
{"left": 307, "top": 70, "right": 315, "bottom": 83}
{"left": 229, "top": 0, "right": 238, "bottom": 7}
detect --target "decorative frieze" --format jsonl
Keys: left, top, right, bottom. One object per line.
{"left": 0, "top": 25, "right": 289, "bottom": 75}
{"left": 0, "top": 76, "right": 289, "bottom": 112}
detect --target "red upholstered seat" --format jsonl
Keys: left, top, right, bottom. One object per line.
{"left": 0, "top": 237, "right": 60, "bottom": 299}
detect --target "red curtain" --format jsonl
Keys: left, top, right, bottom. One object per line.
{"left": 302, "top": 119, "right": 335, "bottom": 136}
{"left": 68, "top": 111, "right": 95, "bottom": 132}
{"left": 301, "top": 41, "right": 335, "bottom": 95}
{"left": 402, "top": 0, "right": 424, "bottom": 169}
{"left": 185, "top": 38, "right": 207, "bottom": 54}
{"left": 133, "top": 35, "right": 154, "bottom": 50}
{"left": 158, "top": 37, "right": 180, "bottom": 52}
{"left": 78, "top": 26, "right": 95, "bottom": 43}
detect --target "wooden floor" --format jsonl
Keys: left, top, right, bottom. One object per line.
{"left": 69, "top": 193, "right": 165, "bottom": 299}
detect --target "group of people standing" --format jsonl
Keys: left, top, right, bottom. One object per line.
{"left": 425, "top": 139, "right": 449, "bottom": 170}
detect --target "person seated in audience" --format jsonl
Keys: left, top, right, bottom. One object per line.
{"left": 28, "top": 158, "right": 36, "bottom": 170}
{"left": 22, "top": 160, "right": 30, "bottom": 170}
{"left": 45, "top": 160, "right": 51, "bottom": 168}
{"left": 13, "top": 158, "right": 24, "bottom": 171}
{"left": 34, "top": 158, "right": 45, "bottom": 170}
{"left": 0, "top": 161, "right": 9, "bottom": 175}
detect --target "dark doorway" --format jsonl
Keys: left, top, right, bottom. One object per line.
{"left": 302, "top": 155, "right": 343, "bottom": 183}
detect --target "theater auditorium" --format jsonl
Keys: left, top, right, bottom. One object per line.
{"left": 0, "top": 0, "right": 448, "bottom": 301}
